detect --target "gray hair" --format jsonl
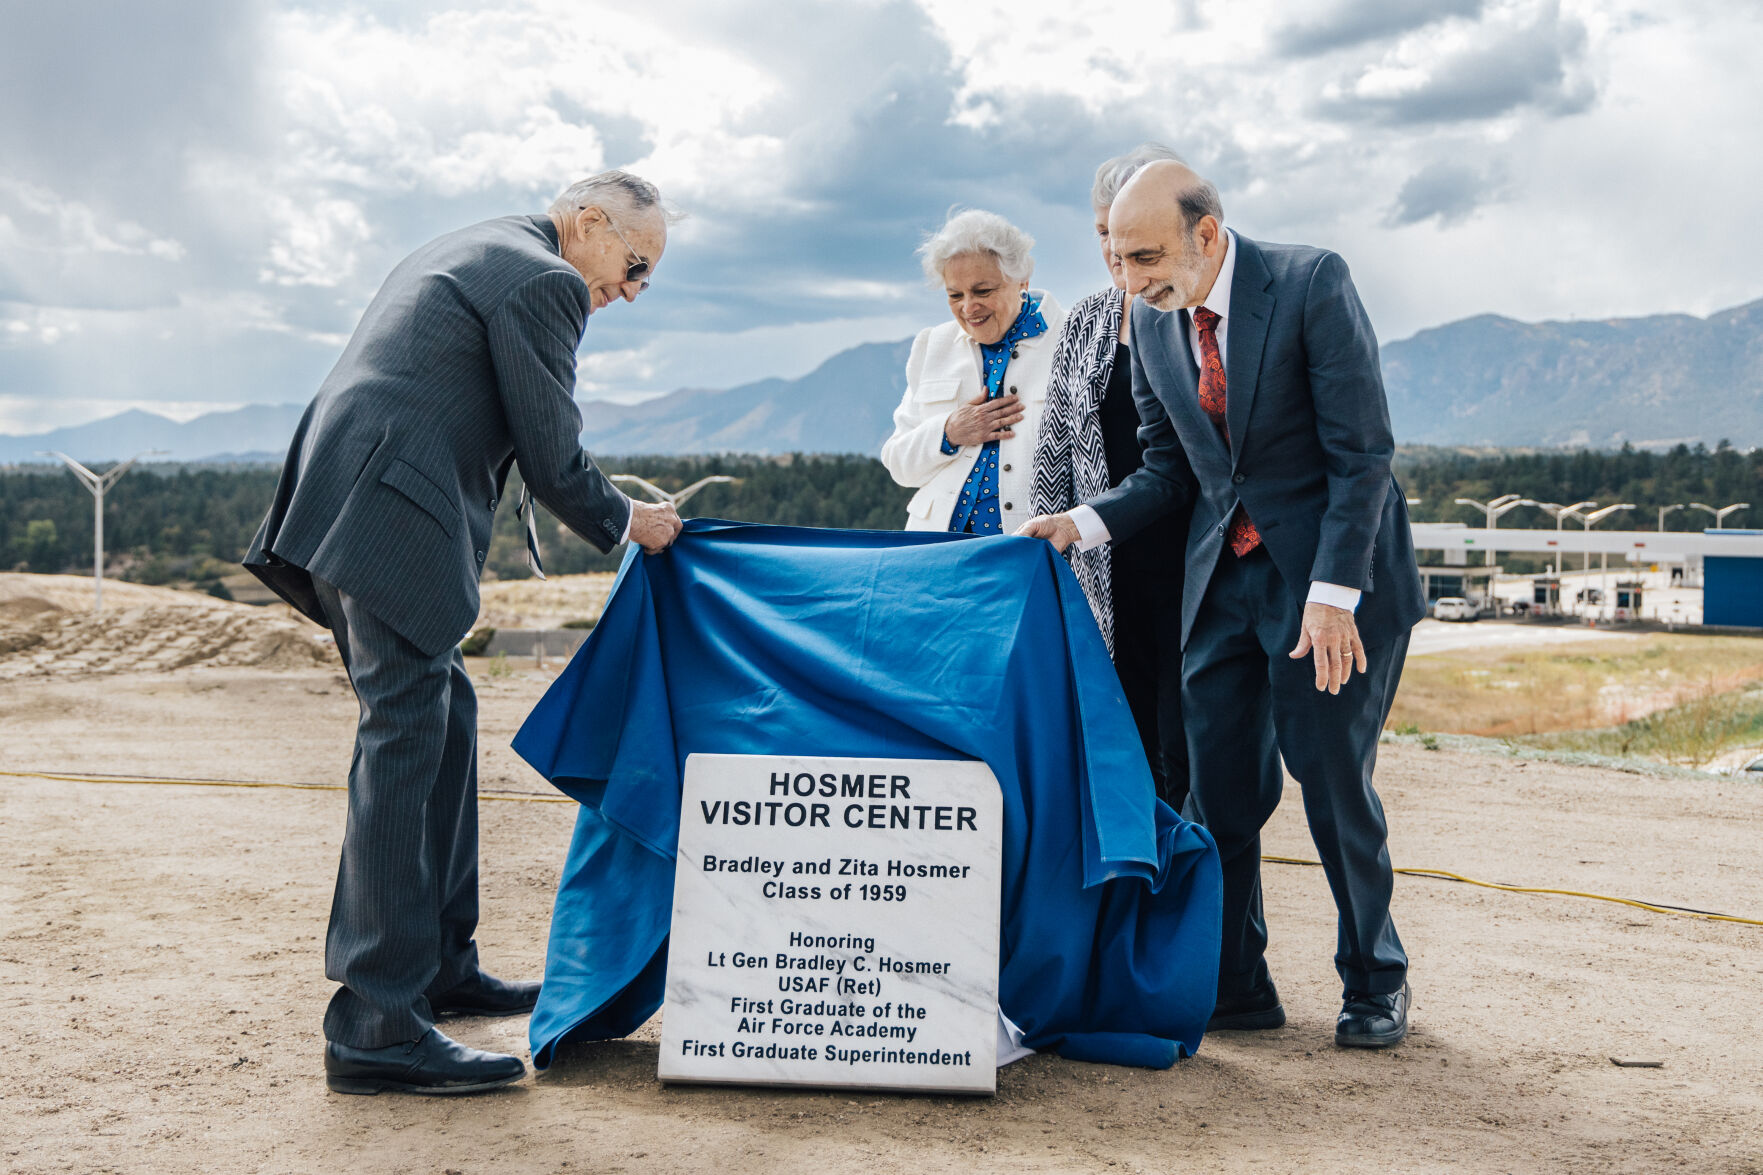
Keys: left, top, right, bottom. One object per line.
{"left": 1174, "top": 176, "right": 1225, "bottom": 232}
{"left": 1097, "top": 147, "right": 1226, "bottom": 231}
{"left": 918, "top": 208, "right": 1035, "bottom": 287}
{"left": 550, "top": 169, "right": 680, "bottom": 224}
{"left": 1091, "top": 143, "right": 1185, "bottom": 209}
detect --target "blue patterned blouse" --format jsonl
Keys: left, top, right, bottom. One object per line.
{"left": 943, "top": 293, "right": 1048, "bottom": 534}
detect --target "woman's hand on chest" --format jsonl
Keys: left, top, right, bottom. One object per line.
{"left": 943, "top": 392, "right": 1026, "bottom": 447}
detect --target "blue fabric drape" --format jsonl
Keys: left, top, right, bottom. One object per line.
{"left": 513, "top": 519, "right": 1222, "bottom": 1071}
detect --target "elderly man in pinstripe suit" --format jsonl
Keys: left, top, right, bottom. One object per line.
{"left": 245, "top": 170, "right": 683, "bottom": 1095}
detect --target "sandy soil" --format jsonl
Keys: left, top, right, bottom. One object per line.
{"left": 0, "top": 573, "right": 336, "bottom": 679}
{"left": 1405, "top": 616, "right": 1645, "bottom": 657}
{"left": 3, "top": 589, "right": 1762, "bottom": 1173}
{"left": 476, "top": 574, "right": 618, "bottom": 632}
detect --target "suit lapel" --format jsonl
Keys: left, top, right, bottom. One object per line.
{"left": 1154, "top": 306, "right": 1228, "bottom": 462}
{"left": 1224, "top": 235, "right": 1274, "bottom": 470}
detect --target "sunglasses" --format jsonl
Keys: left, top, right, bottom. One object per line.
{"left": 602, "top": 212, "right": 652, "bottom": 290}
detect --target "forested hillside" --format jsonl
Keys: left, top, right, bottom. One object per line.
{"left": 0, "top": 456, "right": 913, "bottom": 588}
{"left": 3, "top": 445, "right": 1758, "bottom": 592}
{"left": 1394, "top": 442, "right": 1761, "bottom": 528}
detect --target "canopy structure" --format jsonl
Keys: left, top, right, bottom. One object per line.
{"left": 514, "top": 520, "right": 1222, "bottom": 1071}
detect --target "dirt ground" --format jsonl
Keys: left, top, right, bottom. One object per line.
{"left": 3, "top": 598, "right": 1762, "bottom": 1173}
{"left": 0, "top": 573, "right": 335, "bottom": 679}
{"left": 476, "top": 574, "right": 617, "bottom": 632}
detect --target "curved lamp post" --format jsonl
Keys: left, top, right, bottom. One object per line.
{"left": 37, "top": 449, "right": 165, "bottom": 613}
{"left": 1453, "top": 494, "right": 1526, "bottom": 567}
{"left": 1689, "top": 501, "right": 1751, "bottom": 529}
{"left": 611, "top": 473, "right": 741, "bottom": 510}
{"left": 1520, "top": 499, "right": 1596, "bottom": 578}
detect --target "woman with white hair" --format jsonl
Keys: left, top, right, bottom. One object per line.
{"left": 881, "top": 209, "right": 1064, "bottom": 537}
{"left": 1030, "top": 144, "right": 1189, "bottom": 809}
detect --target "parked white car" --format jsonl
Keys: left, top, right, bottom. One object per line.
{"left": 1432, "top": 596, "right": 1480, "bottom": 622}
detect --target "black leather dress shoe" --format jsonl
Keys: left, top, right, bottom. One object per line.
{"left": 1335, "top": 981, "right": 1410, "bottom": 1048}
{"left": 1207, "top": 982, "right": 1286, "bottom": 1032}
{"left": 325, "top": 1028, "right": 525, "bottom": 1095}
{"left": 431, "top": 973, "right": 541, "bottom": 1018}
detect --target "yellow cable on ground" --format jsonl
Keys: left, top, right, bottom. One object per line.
{"left": 4, "top": 767, "right": 1757, "bottom": 925}
{"left": 1262, "top": 854, "right": 1763, "bottom": 928}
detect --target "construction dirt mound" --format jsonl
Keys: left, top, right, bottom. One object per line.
{"left": 0, "top": 573, "right": 337, "bottom": 678}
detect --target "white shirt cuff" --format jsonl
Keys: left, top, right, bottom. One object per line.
{"left": 619, "top": 493, "right": 634, "bottom": 545}
{"left": 1069, "top": 504, "right": 1111, "bottom": 551}
{"left": 1307, "top": 581, "right": 1362, "bottom": 612}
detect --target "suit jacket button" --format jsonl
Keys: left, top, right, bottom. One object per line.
{"left": 1008, "top": 385, "right": 1018, "bottom": 394}
{"left": 1232, "top": 473, "right": 1246, "bottom": 484}
{"left": 1004, "top": 501, "right": 1014, "bottom": 510}
{"left": 1010, "top": 350, "right": 1019, "bottom": 360}
{"left": 1002, "top": 463, "right": 1012, "bottom": 472}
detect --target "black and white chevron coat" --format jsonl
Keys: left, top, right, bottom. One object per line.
{"left": 1030, "top": 287, "right": 1128, "bottom": 654}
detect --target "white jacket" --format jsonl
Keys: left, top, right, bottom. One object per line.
{"left": 880, "top": 291, "right": 1065, "bottom": 535}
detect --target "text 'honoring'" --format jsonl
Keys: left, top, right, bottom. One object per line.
{"left": 659, "top": 754, "right": 1003, "bottom": 1093}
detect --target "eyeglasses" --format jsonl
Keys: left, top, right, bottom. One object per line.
{"left": 601, "top": 212, "right": 652, "bottom": 291}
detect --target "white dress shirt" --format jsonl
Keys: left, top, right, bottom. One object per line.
{"left": 1066, "top": 229, "right": 1361, "bottom": 612}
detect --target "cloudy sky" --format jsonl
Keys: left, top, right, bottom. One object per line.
{"left": 1, "top": 0, "right": 1758, "bottom": 434}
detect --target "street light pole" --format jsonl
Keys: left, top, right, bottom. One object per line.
{"left": 1552, "top": 501, "right": 1600, "bottom": 609}
{"left": 1580, "top": 503, "right": 1635, "bottom": 623}
{"left": 38, "top": 449, "right": 164, "bottom": 613}
{"left": 1657, "top": 503, "right": 1685, "bottom": 531}
{"left": 1689, "top": 501, "right": 1751, "bottom": 529}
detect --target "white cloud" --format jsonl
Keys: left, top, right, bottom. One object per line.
{"left": 0, "top": 178, "right": 187, "bottom": 261}
{"left": 1, "top": 0, "right": 1760, "bottom": 431}
{"left": 904, "top": 0, "right": 1763, "bottom": 339}
{"left": 0, "top": 306, "right": 83, "bottom": 347}
{"left": 266, "top": 3, "right": 783, "bottom": 201}
{"left": 257, "top": 195, "right": 373, "bottom": 287}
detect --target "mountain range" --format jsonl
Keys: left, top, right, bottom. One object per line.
{"left": 1383, "top": 297, "right": 1763, "bottom": 447}
{"left": 2, "top": 298, "right": 1759, "bottom": 465}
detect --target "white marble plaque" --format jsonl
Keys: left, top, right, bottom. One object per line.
{"left": 659, "top": 753, "right": 1003, "bottom": 1094}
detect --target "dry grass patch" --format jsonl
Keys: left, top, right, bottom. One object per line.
{"left": 1390, "top": 633, "right": 1763, "bottom": 738}
{"left": 1523, "top": 684, "right": 1763, "bottom": 766}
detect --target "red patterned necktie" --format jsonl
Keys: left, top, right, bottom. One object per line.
{"left": 1192, "top": 307, "right": 1262, "bottom": 556}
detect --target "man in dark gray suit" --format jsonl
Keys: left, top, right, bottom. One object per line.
{"left": 246, "top": 170, "right": 683, "bottom": 1094}
{"left": 1020, "top": 159, "right": 1425, "bottom": 1049}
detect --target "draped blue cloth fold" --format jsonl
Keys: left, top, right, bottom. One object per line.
{"left": 514, "top": 519, "right": 1222, "bottom": 1071}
